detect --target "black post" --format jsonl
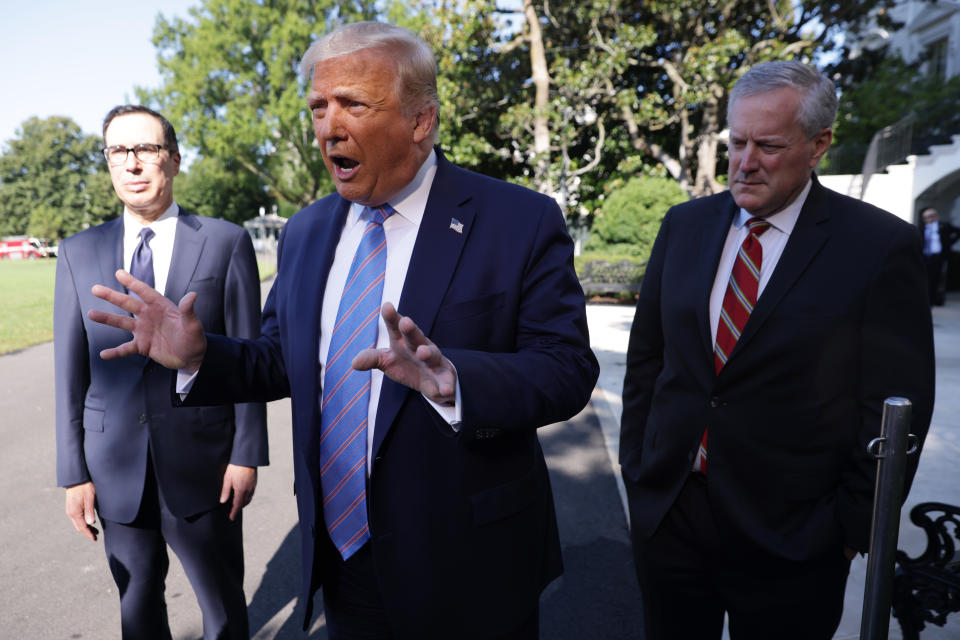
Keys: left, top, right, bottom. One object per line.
{"left": 860, "top": 397, "right": 917, "bottom": 640}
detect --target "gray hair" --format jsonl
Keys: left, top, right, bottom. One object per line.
{"left": 102, "top": 105, "right": 179, "bottom": 154}
{"left": 728, "top": 60, "right": 837, "bottom": 138}
{"left": 300, "top": 22, "right": 439, "bottom": 132}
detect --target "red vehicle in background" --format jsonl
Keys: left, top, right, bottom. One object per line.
{"left": 0, "top": 236, "right": 56, "bottom": 260}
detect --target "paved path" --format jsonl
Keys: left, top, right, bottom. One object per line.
{"left": 2, "top": 292, "right": 956, "bottom": 639}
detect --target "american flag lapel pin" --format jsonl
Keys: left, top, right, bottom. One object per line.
{"left": 449, "top": 218, "right": 464, "bottom": 234}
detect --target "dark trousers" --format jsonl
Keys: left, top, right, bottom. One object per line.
{"left": 633, "top": 474, "right": 851, "bottom": 640}
{"left": 321, "top": 539, "right": 539, "bottom": 639}
{"left": 924, "top": 252, "right": 947, "bottom": 305}
{"left": 100, "top": 457, "right": 248, "bottom": 640}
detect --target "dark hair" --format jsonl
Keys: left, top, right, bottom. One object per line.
{"left": 102, "top": 105, "right": 179, "bottom": 153}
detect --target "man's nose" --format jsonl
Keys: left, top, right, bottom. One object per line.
{"left": 316, "top": 105, "right": 345, "bottom": 142}
{"left": 738, "top": 143, "right": 759, "bottom": 172}
{"left": 123, "top": 149, "right": 142, "bottom": 170}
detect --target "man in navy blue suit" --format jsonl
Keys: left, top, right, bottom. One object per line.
{"left": 89, "top": 23, "right": 598, "bottom": 639}
{"left": 55, "top": 105, "right": 267, "bottom": 639}
{"left": 619, "top": 61, "right": 935, "bottom": 639}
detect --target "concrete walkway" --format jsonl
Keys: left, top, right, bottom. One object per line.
{"left": 587, "top": 297, "right": 960, "bottom": 640}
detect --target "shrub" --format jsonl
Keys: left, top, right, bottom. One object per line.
{"left": 585, "top": 175, "right": 688, "bottom": 261}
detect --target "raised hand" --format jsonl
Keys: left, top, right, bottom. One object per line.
{"left": 88, "top": 269, "right": 207, "bottom": 372}
{"left": 352, "top": 302, "right": 457, "bottom": 405}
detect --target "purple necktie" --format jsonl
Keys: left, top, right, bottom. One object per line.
{"left": 130, "top": 227, "right": 155, "bottom": 289}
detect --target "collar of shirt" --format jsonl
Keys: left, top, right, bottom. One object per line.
{"left": 122, "top": 201, "right": 180, "bottom": 296}
{"left": 347, "top": 148, "right": 438, "bottom": 229}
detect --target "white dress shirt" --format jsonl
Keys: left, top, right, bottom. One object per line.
{"left": 924, "top": 222, "right": 942, "bottom": 256}
{"left": 319, "top": 149, "right": 461, "bottom": 466}
{"left": 123, "top": 201, "right": 180, "bottom": 296}
{"left": 709, "top": 179, "right": 812, "bottom": 347}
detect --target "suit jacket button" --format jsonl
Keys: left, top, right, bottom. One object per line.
{"left": 139, "top": 413, "right": 148, "bottom": 423}
{"left": 710, "top": 397, "right": 720, "bottom": 408}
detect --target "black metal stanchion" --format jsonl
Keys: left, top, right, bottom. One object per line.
{"left": 860, "top": 397, "right": 920, "bottom": 640}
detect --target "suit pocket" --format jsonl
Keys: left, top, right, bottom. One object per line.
{"left": 435, "top": 291, "right": 505, "bottom": 324}
{"left": 83, "top": 407, "right": 105, "bottom": 432}
{"left": 471, "top": 465, "right": 540, "bottom": 526}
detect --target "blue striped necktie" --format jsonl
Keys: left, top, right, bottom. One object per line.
{"left": 320, "top": 204, "right": 394, "bottom": 560}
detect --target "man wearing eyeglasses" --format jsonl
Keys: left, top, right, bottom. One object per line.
{"left": 54, "top": 105, "right": 267, "bottom": 639}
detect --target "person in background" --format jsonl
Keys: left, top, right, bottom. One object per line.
{"left": 920, "top": 206, "right": 960, "bottom": 306}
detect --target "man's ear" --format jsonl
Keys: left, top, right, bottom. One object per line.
{"left": 809, "top": 128, "right": 833, "bottom": 168}
{"left": 412, "top": 104, "right": 438, "bottom": 144}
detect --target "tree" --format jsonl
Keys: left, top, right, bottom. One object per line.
{"left": 0, "top": 116, "right": 118, "bottom": 240}
{"left": 141, "top": 0, "right": 377, "bottom": 209}
{"left": 411, "top": 0, "right": 898, "bottom": 208}
{"left": 827, "top": 53, "right": 960, "bottom": 173}
{"left": 175, "top": 156, "right": 274, "bottom": 225}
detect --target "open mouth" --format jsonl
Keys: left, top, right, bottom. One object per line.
{"left": 330, "top": 154, "right": 360, "bottom": 179}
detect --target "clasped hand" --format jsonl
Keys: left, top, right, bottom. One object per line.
{"left": 88, "top": 271, "right": 457, "bottom": 403}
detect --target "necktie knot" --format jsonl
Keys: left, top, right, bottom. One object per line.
{"left": 368, "top": 204, "right": 395, "bottom": 226}
{"left": 746, "top": 217, "right": 770, "bottom": 237}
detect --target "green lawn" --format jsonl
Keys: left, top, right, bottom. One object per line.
{"left": 0, "top": 259, "right": 56, "bottom": 354}
{"left": 0, "top": 258, "right": 277, "bottom": 355}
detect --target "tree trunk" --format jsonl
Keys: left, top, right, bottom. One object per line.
{"left": 692, "top": 94, "right": 724, "bottom": 197}
{"left": 523, "top": 0, "right": 552, "bottom": 195}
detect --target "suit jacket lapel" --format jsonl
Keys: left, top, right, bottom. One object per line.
{"left": 371, "top": 153, "right": 474, "bottom": 458}
{"left": 97, "top": 217, "right": 125, "bottom": 293}
{"left": 731, "top": 177, "right": 831, "bottom": 356}
{"left": 291, "top": 198, "right": 351, "bottom": 458}
{"left": 165, "top": 208, "right": 205, "bottom": 303}
{"left": 696, "top": 196, "right": 739, "bottom": 362}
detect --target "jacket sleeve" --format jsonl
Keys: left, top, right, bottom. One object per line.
{"left": 618, "top": 208, "right": 671, "bottom": 473}
{"left": 54, "top": 239, "right": 92, "bottom": 487}
{"left": 180, "top": 230, "right": 291, "bottom": 408}
{"left": 223, "top": 229, "right": 270, "bottom": 467}
{"left": 444, "top": 198, "right": 599, "bottom": 436}
{"left": 840, "top": 221, "right": 935, "bottom": 552}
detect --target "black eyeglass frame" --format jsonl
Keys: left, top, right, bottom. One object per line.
{"left": 101, "top": 143, "right": 168, "bottom": 165}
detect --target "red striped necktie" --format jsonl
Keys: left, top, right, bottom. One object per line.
{"left": 695, "top": 217, "right": 771, "bottom": 474}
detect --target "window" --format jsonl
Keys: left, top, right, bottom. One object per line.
{"left": 927, "top": 37, "right": 949, "bottom": 79}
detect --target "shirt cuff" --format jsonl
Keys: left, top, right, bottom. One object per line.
{"left": 424, "top": 376, "right": 463, "bottom": 433}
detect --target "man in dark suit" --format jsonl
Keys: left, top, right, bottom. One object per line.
{"left": 920, "top": 206, "right": 960, "bottom": 305}
{"left": 619, "top": 61, "right": 935, "bottom": 639}
{"left": 87, "top": 23, "right": 598, "bottom": 639}
{"left": 55, "top": 105, "right": 267, "bottom": 639}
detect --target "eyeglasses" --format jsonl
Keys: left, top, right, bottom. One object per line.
{"left": 102, "top": 143, "right": 167, "bottom": 166}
